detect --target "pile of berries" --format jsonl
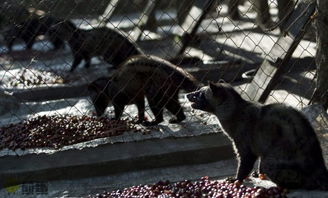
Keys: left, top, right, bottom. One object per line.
{"left": 0, "top": 115, "right": 148, "bottom": 150}
{"left": 87, "top": 176, "right": 287, "bottom": 198}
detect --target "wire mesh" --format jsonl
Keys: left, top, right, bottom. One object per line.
{"left": 0, "top": 0, "right": 326, "bottom": 153}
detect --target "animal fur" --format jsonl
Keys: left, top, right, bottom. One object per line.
{"left": 168, "top": 56, "right": 203, "bottom": 66}
{"left": 186, "top": 81, "right": 328, "bottom": 190}
{"left": 88, "top": 55, "right": 200, "bottom": 125}
{"left": 49, "top": 21, "right": 144, "bottom": 72}
{"left": 3, "top": 15, "right": 64, "bottom": 52}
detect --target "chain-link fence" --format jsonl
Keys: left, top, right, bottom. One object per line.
{"left": 0, "top": 0, "right": 327, "bottom": 170}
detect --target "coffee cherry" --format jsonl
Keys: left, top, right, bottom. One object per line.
{"left": 0, "top": 115, "right": 149, "bottom": 150}
{"left": 87, "top": 177, "right": 287, "bottom": 198}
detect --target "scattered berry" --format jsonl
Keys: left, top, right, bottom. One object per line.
{"left": 87, "top": 177, "right": 287, "bottom": 198}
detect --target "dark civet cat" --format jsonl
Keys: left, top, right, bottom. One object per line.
{"left": 49, "top": 21, "right": 143, "bottom": 72}
{"left": 187, "top": 81, "right": 328, "bottom": 190}
{"left": 89, "top": 55, "right": 200, "bottom": 125}
{"left": 4, "top": 15, "right": 64, "bottom": 52}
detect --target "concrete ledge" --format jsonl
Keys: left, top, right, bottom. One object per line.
{"left": 3, "top": 66, "right": 110, "bottom": 102}
{"left": 7, "top": 84, "right": 89, "bottom": 102}
{"left": 0, "top": 133, "right": 233, "bottom": 185}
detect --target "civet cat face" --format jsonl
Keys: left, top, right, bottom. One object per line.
{"left": 187, "top": 80, "right": 235, "bottom": 115}
{"left": 88, "top": 78, "right": 112, "bottom": 117}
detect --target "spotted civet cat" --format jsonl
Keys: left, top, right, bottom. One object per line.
{"left": 187, "top": 81, "right": 328, "bottom": 190}
{"left": 88, "top": 55, "right": 200, "bottom": 125}
{"left": 49, "top": 21, "right": 144, "bottom": 72}
{"left": 4, "top": 15, "right": 65, "bottom": 52}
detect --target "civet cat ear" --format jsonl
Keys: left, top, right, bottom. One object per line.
{"left": 208, "top": 81, "right": 215, "bottom": 86}
{"left": 208, "top": 81, "right": 217, "bottom": 91}
{"left": 209, "top": 81, "right": 226, "bottom": 98}
{"left": 218, "top": 79, "right": 226, "bottom": 83}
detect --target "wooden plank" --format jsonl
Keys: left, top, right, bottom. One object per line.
{"left": 242, "top": 59, "right": 277, "bottom": 101}
{"left": 98, "top": 0, "right": 120, "bottom": 27}
{"left": 177, "top": 0, "right": 216, "bottom": 56}
{"left": 130, "top": 0, "right": 160, "bottom": 42}
{"left": 243, "top": 2, "right": 316, "bottom": 103}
